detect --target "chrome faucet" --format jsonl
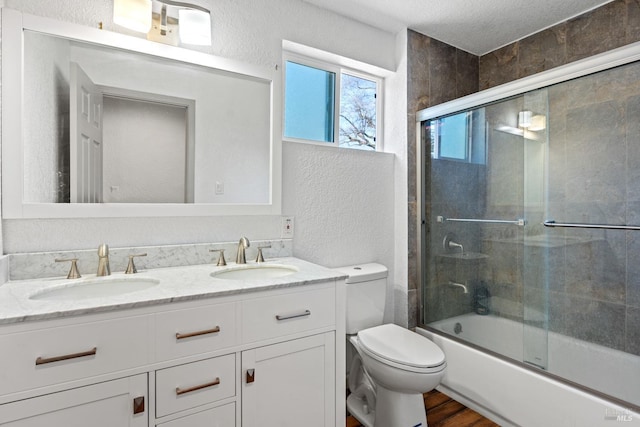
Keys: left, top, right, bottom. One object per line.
{"left": 443, "top": 234, "right": 464, "bottom": 255}
{"left": 447, "top": 240, "right": 464, "bottom": 254}
{"left": 236, "top": 237, "right": 250, "bottom": 264}
{"left": 448, "top": 280, "right": 468, "bottom": 294}
{"left": 97, "top": 244, "right": 111, "bottom": 276}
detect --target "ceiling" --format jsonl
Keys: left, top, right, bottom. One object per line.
{"left": 302, "top": 0, "right": 614, "bottom": 55}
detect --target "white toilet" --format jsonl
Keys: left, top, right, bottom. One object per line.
{"left": 335, "top": 263, "right": 446, "bottom": 427}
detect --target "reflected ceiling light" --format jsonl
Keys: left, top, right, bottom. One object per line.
{"left": 113, "top": 0, "right": 211, "bottom": 46}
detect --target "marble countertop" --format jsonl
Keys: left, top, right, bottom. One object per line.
{"left": 0, "top": 257, "right": 347, "bottom": 325}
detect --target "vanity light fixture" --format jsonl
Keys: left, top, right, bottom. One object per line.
{"left": 178, "top": 8, "right": 211, "bottom": 45}
{"left": 518, "top": 110, "right": 533, "bottom": 129}
{"left": 528, "top": 114, "right": 546, "bottom": 131}
{"left": 113, "top": 0, "right": 212, "bottom": 46}
{"left": 114, "top": 0, "right": 153, "bottom": 33}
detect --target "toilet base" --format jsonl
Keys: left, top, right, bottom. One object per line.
{"left": 347, "top": 392, "right": 375, "bottom": 427}
{"left": 374, "top": 384, "right": 428, "bottom": 427}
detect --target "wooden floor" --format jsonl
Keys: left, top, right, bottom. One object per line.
{"left": 346, "top": 390, "right": 500, "bottom": 427}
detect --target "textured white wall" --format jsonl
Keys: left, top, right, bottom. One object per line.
{"left": 1, "top": 0, "right": 407, "bottom": 322}
{"left": 282, "top": 141, "right": 396, "bottom": 321}
{"left": 384, "top": 30, "right": 409, "bottom": 326}
{"left": 22, "top": 31, "right": 70, "bottom": 203}
{"left": 6, "top": 0, "right": 396, "bottom": 72}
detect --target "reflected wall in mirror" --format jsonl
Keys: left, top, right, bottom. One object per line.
{"left": 3, "top": 9, "right": 281, "bottom": 218}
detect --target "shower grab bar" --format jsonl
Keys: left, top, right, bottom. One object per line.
{"left": 543, "top": 220, "right": 640, "bottom": 231}
{"left": 437, "top": 216, "right": 526, "bottom": 226}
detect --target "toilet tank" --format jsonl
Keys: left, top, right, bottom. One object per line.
{"left": 333, "top": 263, "right": 387, "bottom": 334}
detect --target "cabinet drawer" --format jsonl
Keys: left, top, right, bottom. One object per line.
{"left": 155, "top": 354, "right": 235, "bottom": 418}
{"left": 157, "top": 403, "right": 235, "bottom": 427}
{"left": 0, "top": 316, "right": 150, "bottom": 396}
{"left": 155, "top": 302, "right": 237, "bottom": 361}
{"left": 241, "top": 286, "right": 335, "bottom": 343}
{"left": 0, "top": 373, "right": 148, "bottom": 426}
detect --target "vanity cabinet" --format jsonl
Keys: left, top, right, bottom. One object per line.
{"left": 0, "top": 315, "right": 151, "bottom": 396}
{"left": 154, "top": 302, "right": 238, "bottom": 362}
{"left": 241, "top": 333, "right": 335, "bottom": 427}
{"left": 155, "top": 354, "right": 236, "bottom": 418}
{"left": 0, "top": 373, "right": 148, "bottom": 426}
{"left": 0, "top": 280, "right": 343, "bottom": 427}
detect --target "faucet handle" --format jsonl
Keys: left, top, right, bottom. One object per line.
{"left": 125, "top": 253, "right": 147, "bottom": 274}
{"left": 209, "top": 249, "right": 227, "bottom": 266}
{"left": 55, "top": 258, "right": 81, "bottom": 279}
{"left": 255, "top": 245, "right": 271, "bottom": 263}
{"left": 98, "top": 243, "right": 109, "bottom": 257}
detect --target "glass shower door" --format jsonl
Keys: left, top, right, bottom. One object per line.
{"left": 521, "top": 89, "right": 550, "bottom": 370}
{"left": 421, "top": 54, "right": 640, "bottom": 409}
{"left": 422, "top": 90, "right": 550, "bottom": 370}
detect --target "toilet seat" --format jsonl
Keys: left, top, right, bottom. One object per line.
{"left": 357, "top": 324, "right": 446, "bottom": 374}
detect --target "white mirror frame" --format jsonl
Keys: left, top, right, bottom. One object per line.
{"left": 1, "top": 8, "right": 282, "bottom": 218}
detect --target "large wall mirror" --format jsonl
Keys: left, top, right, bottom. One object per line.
{"left": 2, "top": 9, "right": 282, "bottom": 218}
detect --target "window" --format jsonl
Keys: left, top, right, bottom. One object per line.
{"left": 283, "top": 55, "right": 381, "bottom": 151}
{"left": 430, "top": 110, "right": 486, "bottom": 164}
{"left": 284, "top": 61, "right": 336, "bottom": 143}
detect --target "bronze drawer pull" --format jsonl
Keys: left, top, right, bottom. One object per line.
{"left": 275, "top": 309, "right": 311, "bottom": 321}
{"left": 35, "top": 347, "right": 97, "bottom": 365}
{"left": 175, "top": 326, "right": 221, "bottom": 340}
{"left": 175, "top": 377, "right": 220, "bottom": 395}
{"left": 246, "top": 368, "right": 255, "bottom": 383}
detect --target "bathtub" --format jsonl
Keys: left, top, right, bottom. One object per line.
{"left": 418, "top": 313, "right": 640, "bottom": 426}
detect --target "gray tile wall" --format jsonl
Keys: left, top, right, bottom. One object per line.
{"left": 479, "top": 0, "right": 640, "bottom": 90}
{"left": 407, "top": 30, "right": 479, "bottom": 328}
{"left": 537, "top": 62, "right": 640, "bottom": 355}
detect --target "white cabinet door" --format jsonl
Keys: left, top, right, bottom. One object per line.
{"left": 0, "top": 374, "right": 147, "bottom": 427}
{"left": 241, "top": 333, "right": 335, "bottom": 427}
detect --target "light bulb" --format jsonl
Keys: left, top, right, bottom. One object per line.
{"left": 114, "top": 0, "right": 152, "bottom": 33}
{"left": 178, "top": 9, "right": 212, "bottom": 45}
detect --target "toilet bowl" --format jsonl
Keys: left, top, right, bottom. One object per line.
{"left": 335, "top": 263, "right": 447, "bottom": 427}
{"left": 356, "top": 324, "right": 446, "bottom": 393}
{"left": 349, "top": 324, "right": 446, "bottom": 427}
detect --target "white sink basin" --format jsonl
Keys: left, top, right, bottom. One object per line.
{"left": 210, "top": 264, "right": 298, "bottom": 280}
{"left": 30, "top": 277, "right": 160, "bottom": 301}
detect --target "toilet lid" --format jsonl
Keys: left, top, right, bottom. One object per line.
{"left": 357, "top": 324, "right": 445, "bottom": 369}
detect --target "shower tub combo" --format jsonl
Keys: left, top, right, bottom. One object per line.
{"left": 418, "top": 40, "right": 640, "bottom": 425}
{"left": 420, "top": 314, "right": 639, "bottom": 426}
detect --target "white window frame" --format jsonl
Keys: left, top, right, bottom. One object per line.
{"left": 282, "top": 51, "right": 384, "bottom": 151}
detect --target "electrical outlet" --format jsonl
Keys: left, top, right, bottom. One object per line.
{"left": 215, "top": 181, "right": 224, "bottom": 195}
{"left": 281, "top": 216, "right": 294, "bottom": 238}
